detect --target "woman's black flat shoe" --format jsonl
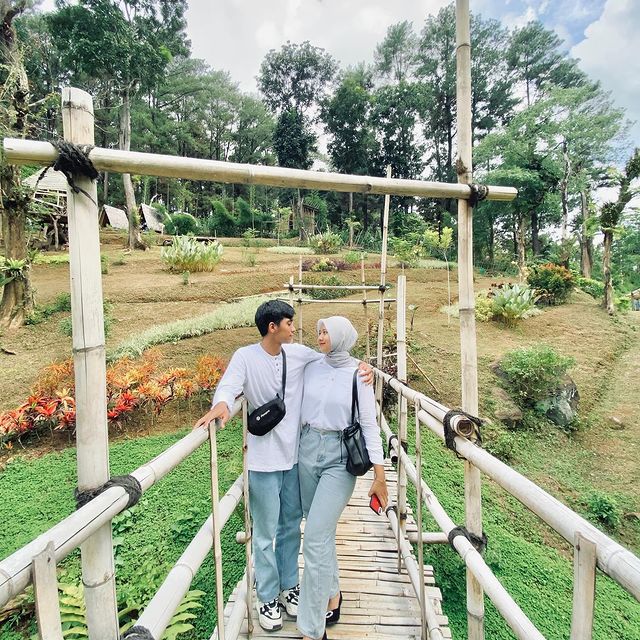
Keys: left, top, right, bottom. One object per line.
{"left": 325, "top": 591, "right": 343, "bottom": 626}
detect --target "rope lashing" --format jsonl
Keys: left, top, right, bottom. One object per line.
{"left": 121, "top": 626, "right": 155, "bottom": 640}
{"left": 442, "top": 409, "right": 483, "bottom": 458}
{"left": 36, "top": 140, "right": 99, "bottom": 205}
{"left": 448, "top": 525, "right": 488, "bottom": 554}
{"left": 75, "top": 475, "right": 142, "bottom": 510}
{"left": 468, "top": 183, "right": 489, "bottom": 207}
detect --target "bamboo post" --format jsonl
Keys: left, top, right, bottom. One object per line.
{"left": 375, "top": 165, "right": 392, "bottom": 421}
{"left": 242, "top": 401, "right": 254, "bottom": 637}
{"left": 361, "top": 254, "right": 371, "bottom": 361}
{"left": 297, "top": 256, "right": 303, "bottom": 343}
{"left": 396, "top": 275, "right": 408, "bottom": 573}
{"left": 455, "top": 3, "right": 484, "bottom": 638}
{"left": 32, "top": 542, "right": 63, "bottom": 640}
{"left": 62, "top": 86, "right": 119, "bottom": 640}
{"left": 288, "top": 275, "right": 294, "bottom": 310}
{"left": 570, "top": 532, "right": 597, "bottom": 640}
{"left": 414, "top": 399, "right": 427, "bottom": 639}
{"left": 209, "top": 419, "right": 226, "bottom": 640}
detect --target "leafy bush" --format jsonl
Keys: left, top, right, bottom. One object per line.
{"left": 309, "top": 230, "right": 343, "bottom": 254}
{"left": 491, "top": 284, "right": 539, "bottom": 326}
{"left": 475, "top": 293, "right": 494, "bottom": 322}
{"left": 344, "top": 250, "right": 364, "bottom": 264}
{"left": 585, "top": 491, "right": 622, "bottom": 530}
{"left": 391, "top": 238, "right": 420, "bottom": 268}
{"left": 164, "top": 212, "right": 199, "bottom": 236}
{"left": 101, "top": 253, "right": 109, "bottom": 275}
{"left": 59, "top": 300, "right": 114, "bottom": 338}
{"left": 575, "top": 276, "right": 604, "bottom": 299}
{"left": 527, "top": 263, "right": 573, "bottom": 305}
{"left": 484, "top": 431, "right": 516, "bottom": 461}
{"left": 241, "top": 228, "right": 258, "bottom": 247}
{"left": 161, "top": 236, "right": 223, "bottom": 272}
{"left": 306, "top": 275, "right": 352, "bottom": 300}
{"left": 26, "top": 292, "right": 72, "bottom": 325}
{"left": 210, "top": 200, "right": 237, "bottom": 237}
{"left": 500, "top": 345, "right": 575, "bottom": 406}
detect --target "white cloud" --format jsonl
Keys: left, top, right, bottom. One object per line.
{"left": 572, "top": 0, "right": 640, "bottom": 147}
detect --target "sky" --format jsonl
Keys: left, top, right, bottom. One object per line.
{"left": 38, "top": 0, "right": 639, "bottom": 147}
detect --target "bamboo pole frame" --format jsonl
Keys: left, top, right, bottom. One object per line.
{"left": 0, "top": 400, "right": 243, "bottom": 608}
{"left": 277, "top": 297, "right": 396, "bottom": 305}
{"left": 210, "top": 419, "right": 226, "bottom": 640}
{"left": 2, "top": 137, "right": 517, "bottom": 201}
{"left": 211, "top": 571, "right": 248, "bottom": 640}
{"left": 414, "top": 399, "right": 428, "bottom": 640}
{"left": 241, "top": 401, "right": 254, "bottom": 638}
{"left": 362, "top": 254, "right": 371, "bottom": 361}
{"left": 455, "top": 2, "right": 484, "bottom": 638}
{"left": 570, "top": 532, "right": 597, "bottom": 640}
{"left": 297, "top": 257, "right": 303, "bottom": 343}
{"left": 381, "top": 414, "right": 546, "bottom": 640}
{"left": 32, "top": 543, "right": 63, "bottom": 640}
{"left": 285, "top": 283, "right": 385, "bottom": 292}
{"left": 61, "top": 87, "right": 119, "bottom": 640}
{"left": 375, "top": 371, "right": 640, "bottom": 602}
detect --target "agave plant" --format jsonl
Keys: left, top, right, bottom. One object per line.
{"left": 491, "top": 284, "right": 539, "bottom": 326}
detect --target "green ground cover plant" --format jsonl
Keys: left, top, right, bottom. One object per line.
{"left": 161, "top": 237, "right": 223, "bottom": 273}
{"left": 265, "top": 245, "right": 314, "bottom": 255}
{"left": 108, "top": 295, "right": 273, "bottom": 361}
{"left": 25, "top": 292, "right": 71, "bottom": 325}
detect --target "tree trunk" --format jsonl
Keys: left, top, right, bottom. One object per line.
{"left": 363, "top": 194, "right": 369, "bottom": 233}
{"left": 530, "top": 209, "right": 540, "bottom": 255}
{"left": 0, "top": 4, "right": 33, "bottom": 329}
{"left": 119, "top": 87, "right": 145, "bottom": 250}
{"left": 517, "top": 214, "right": 526, "bottom": 270}
{"left": 603, "top": 231, "right": 615, "bottom": 315}
{"left": 579, "top": 190, "right": 593, "bottom": 279}
{"left": 560, "top": 139, "right": 570, "bottom": 241}
{"left": 488, "top": 215, "right": 495, "bottom": 268}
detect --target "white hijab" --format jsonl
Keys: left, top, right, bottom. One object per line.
{"left": 318, "top": 316, "right": 358, "bottom": 368}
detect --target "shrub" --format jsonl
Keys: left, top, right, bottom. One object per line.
{"left": 484, "top": 431, "right": 516, "bottom": 461}
{"left": 307, "top": 275, "right": 351, "bottom": 300}
{"left": 60, "top": 300, "right": 114, "bottom": 338}
{"left": 527, "top": 263, "right": 573, "bottom": 305}
{"left": 161, "top": 236, "right": 223, "bottom": 272}
{"left": 500, "top": 345, "right": 575, "bottom": 406}
{"left": 575, "top": 276, "right": 604, "bottom": 299}
{"left": 164, "top": 212, "right": 199, "bottom": 236}
{"left": 241, "top": 228, "right": 258, "bottom": 247}
{"left": 475, "top": 293, "right": 494, "bottom": 322}
{"left": 585, "top": 491, "right": 622, "bottom": 530}
{"left": 309, "top": 230, "right": 343, "bottom": 254}
{"left": 391, "top": 238, "right": 420, "bottom": 268}
{"left": 100, "top": 253, "right": 109, "bottom": 275}
{"left": 344, "top": 250, "right": 364, "bottom": 264}
{"left": 26, "top": 292, "right": 72, "bottom": 325}
{"left": 210, "top": 200, "right": 237, "bottom": 237}
{"left": 491, "top": 284, "right": 539, "bottom": 326}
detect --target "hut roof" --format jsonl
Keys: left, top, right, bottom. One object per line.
{"left": 101, "top": 205, "right": 129, "bottom": 230}
{"left": 23, "top": 168, "right": 68, "bottom": 194}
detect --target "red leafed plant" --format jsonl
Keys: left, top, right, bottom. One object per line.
{"left": 0, "top": 350, "right": 226, "bottom": 446}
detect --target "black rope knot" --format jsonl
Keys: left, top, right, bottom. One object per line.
{"left": 75, "top": 475, "right": 142, "bottom": 510}
{"left": 468, "top": 184, "right": 489, "bottom": 207}
{"left": 448, "top": 525, "right": 488, "bottom": 554}
{"left": 121, "top": 626, "right": 155, "bottom": 640}
{"left": 442, "top": 409, "right": 483, "bottom": 457}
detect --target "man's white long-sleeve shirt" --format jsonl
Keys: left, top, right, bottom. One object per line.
{"left": 212, "top": 342, "right": 322, "bottom": 472}
{"left": 301, "top": 360, "right": 385, "bottom": 465}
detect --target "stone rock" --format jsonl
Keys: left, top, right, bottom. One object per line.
{"left": 609, "top": 416, "right": 625, "bottom": 430}
{"left": 490, "top": 386, "right": 523, "bottom": 428}
{"left": 534, "top": 376, "right": 580, "bottom": 427}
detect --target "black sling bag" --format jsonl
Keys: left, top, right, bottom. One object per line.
{"left": 247, "top": 349, "right": 287, "bottom": 436}
{"left": 342, "top": 370, "right": 373, "bottom": 476}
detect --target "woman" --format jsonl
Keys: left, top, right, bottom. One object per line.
{"left": 297, "top": 316, "right": 388, "bottom": 640}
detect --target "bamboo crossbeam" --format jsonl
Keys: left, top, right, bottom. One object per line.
{"left": 375, "top": 372, "right": 640, "bottom": 602}
{"left": 0, "top": 401, "right": 242, "bottom": 608}
{"left": 381, "top": 414, "right": 546, "bottom": 640}
{"left": 276, "top": 297, "right": 396, "bottom": 305}
{"left": 386, "top": 508, "right": 445, "bottom": 640}
{"left": 2, "top": 138, "right": 518, "bottom": 201}
{"left": 284, "top": 283, "right": 386, "bottom": 292}
{"left": 133, "top": 475, "right": 244, "bottom": 639}
{"left": 408, "top": 532, "right": 449, "bottom": 545}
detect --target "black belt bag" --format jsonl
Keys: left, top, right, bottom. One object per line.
{"left": 247, "top": 349, "right": 287, "bottom": 436}
{"left": 343, "top": 370, "right": 373, "bottom": 476}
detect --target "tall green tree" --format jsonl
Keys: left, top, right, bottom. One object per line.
{"left": 374, "top": 20, "right": 418, "bottom": 83}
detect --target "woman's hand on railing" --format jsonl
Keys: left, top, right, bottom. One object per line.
{"left": 369, "top": 464, "right": 389, "bottom": 509}
{"left": 358, "top": 361, "right": 374, "bottom": 385}
{"left": 194, "top": 402, "right": 230, "bottom": 430}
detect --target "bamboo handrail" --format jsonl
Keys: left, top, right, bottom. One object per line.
{"left": 284, "top": 283, "right": 386, "bottom": 292}
{"left": 0, "top": 401, "right": 243, "bottom": 608}
{"left": 380, "top": 414, "right": 546, "bottom": 640}
{"left": 376, "top": 370, "right": 640, "bottom": 602}
{"left": 2, "top": 137, "right": 517, "bottom": 201}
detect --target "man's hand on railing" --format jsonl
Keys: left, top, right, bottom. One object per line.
{"left": 194, "top": 402, "right": 230, "bottom": 430}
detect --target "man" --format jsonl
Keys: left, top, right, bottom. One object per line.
{"left": 195, "top": 300, "right": 371, "bottom": 631}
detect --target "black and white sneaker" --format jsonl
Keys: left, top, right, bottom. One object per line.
{"left": 257, "top": 597, "right": 282, "bottom": 631}
{"left": 279, "top": 583, "right": 299, "bottom": 617}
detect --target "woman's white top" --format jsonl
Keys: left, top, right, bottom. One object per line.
{"left": 301, "top": 359, "right": 385, "bottom": 465}
{"left": 212, "top": 342, "right": 322, "bottom": 472}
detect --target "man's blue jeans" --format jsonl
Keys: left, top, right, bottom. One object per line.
{"left": 248, "top": 465, "right": 302, "bottom": 602}
{"left": 297, "top": 426, "right": 357, "bottom": 639}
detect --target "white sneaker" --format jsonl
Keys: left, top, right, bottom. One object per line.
{"left": 279, "top": 583, "right": 299, "bottom": 617}
{"left": 257, "top": 597, "right": 282, "bottom": 631}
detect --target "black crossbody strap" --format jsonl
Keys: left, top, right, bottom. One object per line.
{"left": 280, "top": 349, "right": 287, "bottom": 400}
{"left": 350, "top": 369, "right": 359, "bottom": 425}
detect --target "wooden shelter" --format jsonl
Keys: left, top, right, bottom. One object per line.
{"left": 139, "top": 203, "right": 165, "bottom": 233}
{"left": 23, "top": 167, "right": 69, "bottom": 248}
{"left": 276, "top": 201, "right": 317, "bottom": 237}
{"left": 99, "top": 205, "right": 128, "bottom": 230}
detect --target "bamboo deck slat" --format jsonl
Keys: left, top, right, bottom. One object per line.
{"left": 217, "top": 465, "right": 452, "bottom": 639}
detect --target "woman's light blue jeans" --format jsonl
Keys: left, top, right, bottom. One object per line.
{"left": 248, "top": 465, "right": 302, "bottom": 602}
{"left": 297, "top": 425, "right": 357, "bottom": 639}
